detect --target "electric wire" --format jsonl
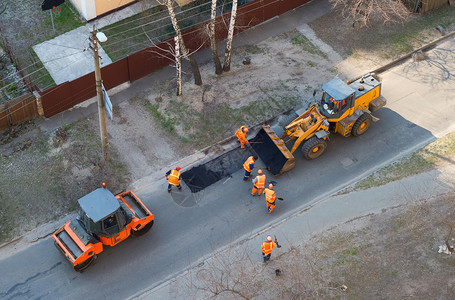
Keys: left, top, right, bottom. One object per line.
{"left": 2, "top": 0, "right": 278, "bottom": 119}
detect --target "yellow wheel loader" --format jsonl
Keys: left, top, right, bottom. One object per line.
{"left": 252, "top": 74, "right": 386, "bottom": 175}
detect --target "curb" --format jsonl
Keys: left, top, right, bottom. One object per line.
{"left": 350, "top": 30, "right": 455, "bottom": 82}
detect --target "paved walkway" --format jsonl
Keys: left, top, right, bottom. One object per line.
{"left": 132, "top": 167, "right": 455, "bottom": 299}
{"left": 32, "top": 26, "right": 112, "bottom": 85}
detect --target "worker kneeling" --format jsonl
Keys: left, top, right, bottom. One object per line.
{"left": 166, "top": 166, "right": 182, "bottom": 193}
{"left": 263, "top": 184, "right": 276, "bottom": 213}
{"left": 251, "top": 169, "right": 265, "bottom": 196}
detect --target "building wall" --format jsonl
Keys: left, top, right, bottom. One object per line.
{"left": 68, "top": 0, "right": 96, "bottom": 20}
{"left": 95, "top": 0, "right": 136, "bottom": 17}
{"left": 69, "top": 0, "right": 134, "bottom": 21}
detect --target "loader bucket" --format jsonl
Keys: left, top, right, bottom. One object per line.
{"left": 251, "top": 125, "right": 295, "bottom": 175}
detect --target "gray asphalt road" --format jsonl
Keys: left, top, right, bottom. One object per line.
{"left": 1, "top": 33, "right": 454, "bottom": 300}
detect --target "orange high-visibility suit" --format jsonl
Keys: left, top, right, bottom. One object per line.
{"left": 243, "top": 156, "right": 256, "bottom": 181}
{"left": 166, "top": 168, "right": 182, "bottom": 192}
{"left": 263, "top": 187, "right": 276, "bottom": 213}
{"left": 252, "top": 174, "right": 266, "bottom": 196}
{"left": 235, "top": 126, "right": 249, "bottom": 148}
{"left": 261, "top": 240, "right": 276, "bottom": 262}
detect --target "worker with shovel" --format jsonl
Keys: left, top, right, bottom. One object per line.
{"left": 166, "top": 166, "right": 182, "bottom": 193}
{"left": 261, "top": 235, "right": 281, "bottom": 263}
{"left": 251, "top": 169, "right": 266, "bottom": 196}
{"left": 235, "top": 125, "right": 249, "bottom": 149}
{"left": 243, "top": 155, "right": 257, "bottom": 181}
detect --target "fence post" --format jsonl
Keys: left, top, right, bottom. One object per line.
{"left": 33, "top": 90, "right": 44, "bottom": 117}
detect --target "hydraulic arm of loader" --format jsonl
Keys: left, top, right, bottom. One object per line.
{"left": 251, "top": 104, "right": 328, "bottom": 175}
{"left": 281, "top": 104, "right": 328, "bottom": 154}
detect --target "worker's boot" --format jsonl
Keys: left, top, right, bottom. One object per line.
{"left": 168, "top": 188, "right": 171, "bottom": 193}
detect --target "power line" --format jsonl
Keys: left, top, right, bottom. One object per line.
{"left": 0, "top": 48, "right": 86, "bottom": 89}
{"left": 102, "top": 0, "right": 217, "bottom": 34}
{"left": 104, "top": 5, "right": 216, "bottom": 51}
{"left": 104, "top": 0, "right": 272, "bottom": 59}
{"left": 107, "top": 0, "right": 232, "bottom": 41}
{"left": 2, "top": 0, "right": 280, "bottom": 113}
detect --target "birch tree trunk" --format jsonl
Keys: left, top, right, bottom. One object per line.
{"left": 160, "top": 0, "right": 202, "bottom": 86}
{"left": 175, "top": 36, "right": 182, "bottom": 96}
{"left": 210, "top": 0, "right": 223, "bottom": 75}
{"left": 223, "top": 0, "right": 238, "bottom": 72}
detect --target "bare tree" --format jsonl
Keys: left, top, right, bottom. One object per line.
{"left": 185, "top": 240, "right": 342, "bottom": 299}
{"left": 0, "top": 3, "right": 7, "bottom": 15}
{"left": 186, "top": 246, "right": 260, "bottom": 299}
{"left": 223, "top": 0, "right": 238, "bottom": 72}
{"left": 157, "top": 0, "right": 203, "bottom": 86}
{"left": 209, "top": 0, "right": 223, "bottom": 75}
{"left": 174, "top": 35, "right": 182, "bottom": 96}
{"left": 329, "top": 0, "right": 410, "bottom": 28}
{"left": 142, "top": 29, "right": 186, "bottom": 96}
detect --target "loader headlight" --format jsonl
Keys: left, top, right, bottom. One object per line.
{"left": 323, "top": 119, "right": 329, "bottom": 126}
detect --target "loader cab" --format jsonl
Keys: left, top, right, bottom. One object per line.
{"left": 320, "top": 78, "right": 356, "bottom": 119}
{"left": 78, "top": 188, "right": 126, "bottom": 238}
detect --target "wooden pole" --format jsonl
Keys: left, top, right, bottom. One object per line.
{"left": 92, "top": 26, "right": 109, "bottom": 161}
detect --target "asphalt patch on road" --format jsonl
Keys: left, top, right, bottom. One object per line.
{"left": 181, "top": 147, "right": 255, "bottom": 193}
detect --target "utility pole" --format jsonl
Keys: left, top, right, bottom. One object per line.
{"left": 89, "top": 25, "right": 109, "bottom": 161}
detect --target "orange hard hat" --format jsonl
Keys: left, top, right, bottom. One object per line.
{"left": 258, "top": 169, "right": 262, "bottom": 174}
{"left": 269, "top": 184, "right": 273, "bottom": 189}
{"left": 176, "top": 166, "right": 181, "bottom": 171}
{"left": 267, "top": 235, "right": 272, "bottom": 241}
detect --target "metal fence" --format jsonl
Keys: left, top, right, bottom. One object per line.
{"left": 40, "top": 0, "right": 311, "bottom": 118}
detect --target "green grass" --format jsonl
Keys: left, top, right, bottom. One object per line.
{"left": 307, "top": 61, "right": 317, "bottom": 67}
{"left": 41, "top": 3, "right": 85, "bottom": 34}
{"left": 0, "top": 118, "right": 131, "bottom": 243}
{"left": 137, "top": 80, "right": 300, "bottom": 149}
{"left": 290, "top": 33, "right": 328, "bottom": 59}
{"left": 244, "top": 45, "right": 263, "bottom": 54}
{"left": 367, "top": 5, "right": 455, "bottom": 57}
{"left": 355, "top": 132, "right": 455, "bottom": 190}
{"left": 28, "top": 48, "right": 56, "bottom": 91}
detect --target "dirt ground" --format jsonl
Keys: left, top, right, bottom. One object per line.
{"left": 180, "top": 168, "right": 455, "bottom": 299}
{"left": 0, "top": 25, "right": 335, "bottom": 245}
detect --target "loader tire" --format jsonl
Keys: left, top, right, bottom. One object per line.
{"left": 302, "top": 137, "right": 327, "bottom": 160}
{"left": 352, "top": 113, "right": 372, "bottom": 137}
{"left": 132, "top": 220, "right": 154, "bottom": 237}
{"left": 74, "top": 255, "right": 96, "bottom": 272}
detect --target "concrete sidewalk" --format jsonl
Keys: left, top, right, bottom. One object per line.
{"left": 132, "top": 167, "right": 455, "bottom": 299}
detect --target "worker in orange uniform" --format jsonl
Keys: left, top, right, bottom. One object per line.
{"left": 251, "top": 169, "right": 266, "bottom": 196}
{"left": 263, "top": 183, "right": 276, "bottom": 213}
{"left": 235, "top": 125, "right": 249, "bottom": 149}
{"left": 243, "top": 155, "right": 257, "bottom": 181}
{"left": 261, "top": 235, "right": 281, "bottom": 263}
{"left": 166, "top": 166, "right": 182, "bottom": 193}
